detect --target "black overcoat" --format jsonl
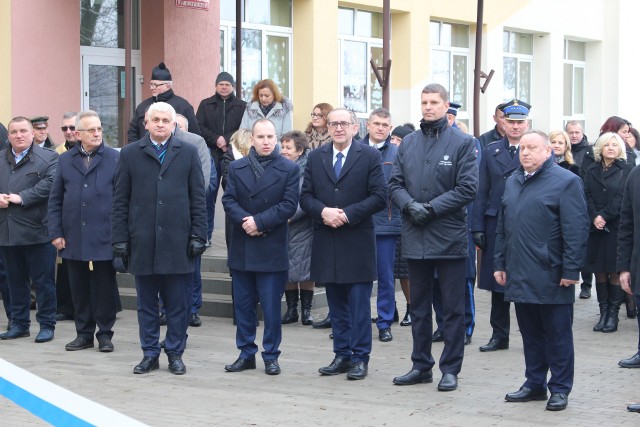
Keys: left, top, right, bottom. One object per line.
{"left": 617, "top": 166, "right": 640, "bottom": 295}
{"left": 111, "top": 135, "right": 207, "bottom": 275}
{"left": 300, "top": 142, "right": 386, "bottom": 284}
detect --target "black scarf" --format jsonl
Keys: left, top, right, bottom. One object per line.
{"left": 248, "top": 146, "right": 278, "bottom": 180}
{"left": 419, "top": 116, "right": 449, "bottom": 139}
{"left": 259, "top": 102, "right": 275, "bottom": 117}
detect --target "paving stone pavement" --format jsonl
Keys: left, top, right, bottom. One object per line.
{"left": 1, "top": 284, "right": 640, "bottom": 426}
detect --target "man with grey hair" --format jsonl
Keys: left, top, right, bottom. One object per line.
{"left": 390, "top": 83, "right": 478, "bottom": 391}
{"left": 56, "top": 112, "right": 78, "bottom": 154}
{"left": 113, "top": 102, "right": 207, "bottom": 375}
{"left": 127, "top": 62, "right": 200, "bottom": 143}
{"left": 495, "top": 130, "right": 588, "bottom": 411}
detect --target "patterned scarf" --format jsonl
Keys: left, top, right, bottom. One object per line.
{"left": 259, "top": 102, "right": 275, "bottom": 117}
{"left": 248, "top": 146, "right": 279, "bottom": 180}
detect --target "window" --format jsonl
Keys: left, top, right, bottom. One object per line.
{"left": 80, "top": 0, "right": 140, "bottom": 49}
{"left": 563, "top": 40, "right": 586, "bottom": 121}
{"left": 430, "top": 21, "right": 470, "bottom": 127}
{"left": 338, "top": 8, "right": 384, "bottom": 117}
{"left": 503, "top": 31, "right": 533, "bottom": 103}
{"left": 220, "top": 0, "right": 292, "bottom": 101}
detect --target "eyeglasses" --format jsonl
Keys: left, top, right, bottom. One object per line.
{"left": 310, "top": 113, "right": 324, "bottom": 119}
{"left": 76, "top": 127, "right": 103, "bottom": 133}
{"left": 149, "top": 82, "right": 169, "bottom": 89}
{"left": 328, "top": 121, "right": 354, "bottom": 129}
{"left": 61, "top": 126, "right": 76, "bottom": 132}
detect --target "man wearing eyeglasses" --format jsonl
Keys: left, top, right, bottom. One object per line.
{"left": 48, "top": 110, "right": 120, "bottom": 353}
{"left": 300, "top": 108, "right": 387, "bottom": 381}
{"left": 0, "top": 116, "right": 58, "bottom": 343}
{"left": 127, "top": 62, "right": 200, "bottom": 144}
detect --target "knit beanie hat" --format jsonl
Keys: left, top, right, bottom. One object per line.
{"left": 216, "top": 71, "right": 235, "bottom": 86}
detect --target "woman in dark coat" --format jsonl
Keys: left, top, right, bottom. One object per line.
{"left": 584, "top": 132, "right": 633, "bottom": 333}
{"left": 549, "top": 130, "right": 580, "bottom": 176}
{"left": 279, "top": 131, "right": 314, "bottom": 325}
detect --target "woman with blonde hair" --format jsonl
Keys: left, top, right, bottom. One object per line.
{"left": 548, "top": 130, "right": 580, "bottom": 175}
{"left": 584, "top": 132, "right": 633, "bottom": 333}
{"left": 305, "top": 103, "right": 333, "bottom": 149}
{"left": 222, "top": 129, "right": 252, "bottom": 251}
{"left": 240, "top": 79, "right": 292, "bottom": 139}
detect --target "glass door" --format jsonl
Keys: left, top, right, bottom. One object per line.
{"left": 81, "top": 48, "right": 141, "bottom": 147}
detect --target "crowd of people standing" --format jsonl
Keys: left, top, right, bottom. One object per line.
{"left": 1, "top": 61, "right": 640, "bottom": 414}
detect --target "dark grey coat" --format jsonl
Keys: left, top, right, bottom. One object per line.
{"left": 389, "top": 123, "right": 478, "bottom": 259}
{"left": 495, "top": 157, "right": 589, "bottom": 304}
{"left": 48, "top": 143, "right": 119, "bottom": 261}
{"left": 111, "top": 135, "right": 207, "bottom": 275}
{"left": 0, "top": 144, "right": 58, "bottom": 246}
{"left": 617, "top": 166, "right": 640, "bottom": 295}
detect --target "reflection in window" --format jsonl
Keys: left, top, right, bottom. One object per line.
{"left": 245, "top": 0, "right": 292, "bottom": 27}
{"left": 452, "top": 55, "right": 467, "bottom": 108}
{"left": 503, "top": 57, "right": 517, "bottom": 101}
{"left": 80, "top": 0, "right": 139, "bottom": 49}
{"left": 503, "top": 31, "right": 533, "bottom": 102}
{"left": 431, "top": 50, "right": 451, "bottom": 90}
{"left": 267, "top": 36, "right": 289, "bottom": 97}
{"left": 88, "top": 64, "right": 132, "bottom": 147}
{"left": 232, "top": 29, "right": 262, "bottom": 101}
{"left": 370, "top": 47, "right": 383, "bottom": 111}
{"left": 338, "top": 8, "right": 354, "bottom": 35}
{"left": 563, "top": 40, "right": 586, "bottom": 119}
{"left": 342, "top": 41, "right": 367, "bottom": 113}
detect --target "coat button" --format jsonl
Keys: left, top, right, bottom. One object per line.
{"left": 158, "top": 176, "right": 163, "bottom": 180}
{"left": 82, "top": 202, "right": 86, "bottom": 207}
{"left": 335, "top": 188, "right": 338, "bottom": 192}
{"left": 158, "top": 226, "right": 162, "bottom": 230}
{"left": 82, "top": 221, "right": 86, "bottom": 226}
{"left": 84, "top": 184, "right": 88, "bottom": 187}
{"left": 159, "top": 200, "right": 163, "bottom": 205}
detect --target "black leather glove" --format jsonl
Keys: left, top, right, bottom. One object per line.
{"left": 188, "top": 236, "right": 207, "bottom": 258}
{"left": 472, "top": 232, "right": 486, "bottom": 251}
{"left": 112, "top": 242, "right": 128, "bottom": 259}
{"left": 403, "top": 200, "right": 431, "bottom": 226}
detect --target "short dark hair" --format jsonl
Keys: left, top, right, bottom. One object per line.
{"left": 421, "top": 83, "right": 449, "bottom": 103}
{"left": 8, "top": 116, "right": 32, "bottom": 130}
{"left": 369, "top": 108, "right": 391, "bottom": 120}
{"left": 281, "top": 130, "right": 309, "bottom": 152}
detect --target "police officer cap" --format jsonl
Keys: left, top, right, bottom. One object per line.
{"left": 151, "top": 62, "right": 172, "bottom": 81}
{"left": 447, "top": 102, "right": 462, "bottom": 116}
{"left": 502, "top": 99, "right": 531, "bottom": 120}
{"left": 30, "top": 116, "right": 49, "bottom": 126}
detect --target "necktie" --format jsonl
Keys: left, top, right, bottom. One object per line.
{"left": 509, "top": 146, "right": 516, "bottom": 159}
{"left": 334, "top": 152, "right": 344, "bottom": 178}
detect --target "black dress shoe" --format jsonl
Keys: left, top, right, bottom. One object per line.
{"left": 379, "top": 328, "right": 393, "bottom": 342}
{"left": 579, "top": 287, "right": 591, "bottom": 299}
{"left": 318, "top": 356, "right": 353, "bottom": 375}
{"left": 55, "top": 313, "right": 74, "bottom": 321}
{"left": 432, "top": 330, "right": 444, "bottom": 342}
{"left": 505, "top": 386, "right": 548, "bottom": 402}
{"left": 133, "top": 356, "right": 159, "bottom": 374}
{"left": 400, "top": 311, "right": 411, "bottom": 326}
{"left": 619, "top": 352, "right": 640, "bottom": 368}
{"left": 464, "top": 334, "right": 472, "bottom": 345}
{"left": 627, "top": 403, "right": 640, "bottom": 412}
{"left": 225, "top": 356, "right": 256, "bottom": 372}
{"left": 313, "top": 314, "right": 331, "bottom": 329}
{"left": 189, "top": 313, "right": 202, "bottom": 327}
{"left": 393, "top": 369, "right": 433, "bottom": 385}
{"left": 346, "top": 361, "right": 368, "bottom": 380}
{"left": 35, "top": 329, "right": 54, "bottom": 343}
{"left": 546, "top": 393, "right": 568, "bottom": 411}
{"left": 168, "top": 354, "right": 186, "bottom": 375}
{"left": 438, "top": 373, "right": 458, "bottom": 391}
{"left": 479, "top": 338, "right": 509, "bottom": 352}
{"left": 159, "top": 313, "right": 167, "bottom": 326}
{"left": 264, "top": 359, "right": 281, "bottom": 375}
{"left": 0, "top": 326, "right": 30, "bottom": 340}
{"left": 97, "top": 335, "right": 114, "bottom": 353}
{"left": 65, "top": 336, "right": 94, "bottom": 351}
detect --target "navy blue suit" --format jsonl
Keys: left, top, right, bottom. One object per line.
{"left": 470, "top": 137, "right": 520, "bottom": 342}
{"left": 300, "top": 141, "right": 386, "bottom": 363}
{"left": 222, "top": 153, "right": 299, "bottom": 361}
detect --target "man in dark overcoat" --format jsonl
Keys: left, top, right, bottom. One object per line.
{"left": 495, "top": 130, "right": 588, "bottom": 412}
{"left": 617, "top": 165, "right": 640, "bottom": 412}
{"left": 300, "top": 108, "right": 386, "bottom": 381}
{"left": 112, "top": 102, "right": 207, "bottom": 375}
{"left": 48, "top": 110, "right": 120, "bottom": 352}
{"left": 0, "top": 117, "right": 58, "bottom": 343}
{"left": 222, "top": 119, "right": 299, "bottom": 375}
{"left": 471, "top": 99, "right": 530, "bottom": 353}
{"left": 389, "top": 84, "right": 477, "bottom": 391}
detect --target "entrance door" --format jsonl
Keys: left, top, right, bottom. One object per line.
{"left": 81, "top": 48, "right": 141, "bottom": 147}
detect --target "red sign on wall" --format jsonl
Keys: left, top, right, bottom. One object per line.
{"left": 175, "top": 0, "right": 209, "bottom": 10}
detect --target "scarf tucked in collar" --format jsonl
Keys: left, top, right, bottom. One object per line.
{"left": 419, "top": 116, "right": 449, "bottom": 140}
{"left": 247, "top": 146, "right": 279, "bottom": 180}
{"left": 259, "top": 102, "right": 275, "bottom": 117}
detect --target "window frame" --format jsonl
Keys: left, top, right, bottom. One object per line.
{"left": 502, "top": 30, "right": 534, "bottom": 104}
{"left": 563, "top": 39, "right": 586, "bottom": 124}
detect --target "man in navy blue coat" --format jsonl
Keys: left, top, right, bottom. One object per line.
{"left": 222, "top": 119, "right": 298, "bottom": 376}
{"left": 112, "top": 102, "right": 207, "bottom": 376}
{"left": 48, "top": 110, "right": 120, "bottom": 353}
{"left": 300, "top": 108, "right": 386, "bottom": 381}
{"left": 495, "top": 130, "right": 588, "bottom": 411}
{"left": 471, "top": 99, "right": 530, "bottom": 353}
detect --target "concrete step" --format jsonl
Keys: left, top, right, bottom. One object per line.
{"left": 117, "top": 272, "right": 233, "bottom": 295}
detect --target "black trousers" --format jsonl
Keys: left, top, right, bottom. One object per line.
{"left": 66, "top": 260, "right": 118, "bottom": 339}
{"left": 56, "top": 259, "right": 75, "bottom": 317}
{"left": 490, "top": 290, "right": 511, "bottom": 341}
{"left": 408, "top": 258, "right": 465, "bottom": 375}
{"left": 515, "top": 303, "right": 574, "bottom": 394}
